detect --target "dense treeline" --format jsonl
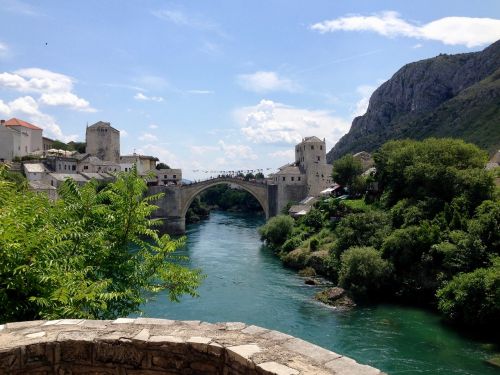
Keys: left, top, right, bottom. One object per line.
{"left": 186, "top": 184, "right": 263, "bottom": 223}
{"left": 259, "top": 138, "right": 499, "bottom": 335}
{"left": 0, "top": 167, "right": 202, "bottom": 322}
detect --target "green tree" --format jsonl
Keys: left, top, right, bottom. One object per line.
{"left": 0, "top": 166, "right": 202, "bottom": 322}
{"left": 259, "top": 215, "right": 294, "bottom": 250}
{"left": 332, "top": 154, "right": 362, "bottom": 188}
{"left": 437, "top": 257, "right": 500, "bottom": 330}
{"left": 339, "top": 246, "right": 392, "bottom": 298}
{"left": 156, "top": 162, "right": 170, "bottom": 170}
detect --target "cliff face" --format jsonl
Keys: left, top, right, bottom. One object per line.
{"left": 327, "top": 40, "right": 500, "bottom": 162}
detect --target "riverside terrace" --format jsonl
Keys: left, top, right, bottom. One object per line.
{"left": 0, "top": 318, "right": 384, "bottom": 374}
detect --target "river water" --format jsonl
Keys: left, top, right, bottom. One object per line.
{"left": 140, "top": 211, "right": 499, "bottom": 374}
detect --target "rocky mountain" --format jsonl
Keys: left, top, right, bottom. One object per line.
{"left": 327, "top": 40, "right": 500, "bottom": 162}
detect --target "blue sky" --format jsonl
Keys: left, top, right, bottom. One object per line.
{"left": 1, "top": 0, "right": 499, "bottom": 179}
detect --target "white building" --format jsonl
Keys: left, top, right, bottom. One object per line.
{"left": 0, "top": 123, "right": 24, "bottom": 161}
{"left": 4, "top": 118, "right": 43, "bottom": 154}
{"left": 120, "top": 154, "right": 158, "bottom": 174}
{"left": 23, "top": 163, "right": 47, "bottom": 182}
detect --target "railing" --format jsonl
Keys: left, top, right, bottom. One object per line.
{"left": 183, "top": 175, "right": 269, "bottom": 186}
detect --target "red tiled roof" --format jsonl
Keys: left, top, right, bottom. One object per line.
{"left": 4, "top": 118, "right": 43, "bottom": 130}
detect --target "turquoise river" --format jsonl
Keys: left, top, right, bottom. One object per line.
{"left": 139, "top": 211, "right": 499, "bottom": 375}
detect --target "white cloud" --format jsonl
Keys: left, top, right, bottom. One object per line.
{"left": 187, "top": 89, "right": 214, "bottom": 95}
{"left": 412, "top": 43, "right": 423, "bottom": 49}
{"left": 237, "top": 71, "right": 298, "bottom": 93}
{"left": 352, "top": 84, "right": 378, "bottom": 118}
{"left": 311, "top": 11, "right": 500, "bottom": 47}
{"left": 134, "top": 92, "right": 164, "bottom": 102}
{"left": 119, "top": 129, "right": 128, "bottom": 137}
{"left": 0, "top": 68, "right": 95, "bottom": 112}
{"left": 234, "top": 99, "right": 350, "bottom": 146}
{"left": 190, "top": 145, "right": 219, "bottom": 155}
{"left": 152, "top": 8, "right": 226, "bottom": 37}
{"left": 138, "top": 132, "right": 158, "bottom": 142}
{"left": 218, "top": 140, "right": 257, "bottom": 160}
{"left": 268, "top": 149, "right": 295, "bottom": 160}
{"left": 134, "top": 75, "right": 168, "bottom": 90}
{"left": 149, "top": 124, "right": 158, "bottom": 129}
{"left": 0, "top": 95, "right": 77, "bottom": 141}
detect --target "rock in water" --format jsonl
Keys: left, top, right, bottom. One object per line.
{"left": 315, "top": 287, "right": 356, "bottom": 310}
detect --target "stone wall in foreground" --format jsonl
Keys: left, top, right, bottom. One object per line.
{"left": 0, "top": 318, "right": 384, "bottom": 375}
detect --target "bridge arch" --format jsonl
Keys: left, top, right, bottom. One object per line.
{"left": 180, "top": 178, "right": 269, "bottom": 220}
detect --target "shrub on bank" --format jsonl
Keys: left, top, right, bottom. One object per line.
{"left": 339, "top": 247, "right": 392, "bottom": 299}
{"left": 259, "top": 215, "right": 294, "bottom": 249}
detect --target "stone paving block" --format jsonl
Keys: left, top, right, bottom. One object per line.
{"left": 324, "top": 356, "right": 382, "bottom": 375}
{"left": 187, "top": 336, "right": 212, "bottom": 352}
{"left": 261, "top": 330, "right": 294, "bottom": 342}
{"left": 112, "top": 318, "right": 136, "bottom": 324}
{"left": 133, "top": 328, "right": 150, "bottom": 341}
{"left": 242, "top": 325, "right": 269, "bottom": 335}
{"left": 258, "top": 361, "right": 300, "bottom": 375}
{"left": 134, "top": 317, "right": 176, "bottom": 325}
{"left": 227, "top": 344, "right": 261, "bottom": 366}
{"left": 25, "top": 331, "right": 46, "bottom": 339}
{"left": 55, "top": 319, "right": 83, "bottom": 325}
{"left": 5, "top": 321, "right": 44, "bottom": 330}
{"left": 42, "top": 320, "right": 61, "bottom": 326}
{"left": 77, "top": 320, "right": 109, "bottom": 329}
{"left": 283, "top": 338, "right": 341, "bottom": 364}
{"left": 225, "top": 322, "right": 247, "bottom": 331}
{"left": 149, "top": 335, "right": 184, "bottom": 343}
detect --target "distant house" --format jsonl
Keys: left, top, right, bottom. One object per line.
{"left": 44, "top": 156, "right": 78, "bottom": 174}
{"left": 153, "top": 168, "right": 182, "bottom": 185}
{"left": 4, "top": 118, "right": 43, "bottom": 154}
{"left": 42, "top": 137, "right": 54, "bottom": 152}
{"left": 85, "top": 121, "right": 120, "bottom": 163}
{"left": 76, "top": 154, "right": 120, "bottom": 173}
{"left": 120, "top": 154, "right": 158, "bottom": 174}
{"left": 23, "top": 163, "right": 47, "bottom": 182}
{"left": 28, "top": 180, "right": 57, "bottom": 200}
{"left": 0, "top": 122, "right": 25, "bottom": 161}
{"left": 45, "top": 173, "right": 88, "bottom": 188}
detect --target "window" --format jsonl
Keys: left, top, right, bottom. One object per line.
{"left": 282, "top": 176, "right": 286, "bottom": 181}
{"left": 311, "top": 145, "right": 314, "bottom": 150}
{"left": 72, "top": 165, "right": 76, "bottom": 171}
{"left": 291, "top": 177, "right": 294, "bottom": 181}
{"left": 320, "top": 145, "right": 323, "bottom": 150}
{"left": 298, "top": 177, "right": 301, "bottom": 181}
{"left": 84, "top": 166, "right": 88, "bottom": 170}
{"left": 164, "top": 175, "right": 168, "bottom": 178}
{"left": 317, "top": 156, "right": 320, "bottom": 161}
{"left": 173, "top": 175, "right": 177, "bottom": 178}
{"left": 64, "top": 165, "right": 67, "bottom": 170}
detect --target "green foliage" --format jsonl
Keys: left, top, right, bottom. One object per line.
{"left": 334, "top": 211, "right": 391, "bottom": 255}
{"left": 255, "top": 172, "right": 265, "bottom": 179}
{"left": 437, "top": 257, "right": 500, "bottom": 330}
{"left": 199, "top": 184, "right": 262, "bottom": 212}
{"left": 302, "top": 208, "right": 324, "bottom": 230}
{"left": 0, "top": 166, "right": 202, "bottom": 322}
{"left": 259, "top": 215, "right": 294, "bottom": 249}
{"left": 282, "top": 235, "right": 304, "bottom": 253}
{"left": 332, "top": 154, "right": 362, "bottom": 187}
{"left": 309, "top": 238, "right": 319, "bottom": 251}
{"left": 374, "top": 138, "right": 491, "bottom": 208}
{"left": 339, "top": 247, "right": 392, "bottom": 298}
{"left": 186, "top": 196, "right": 210, "bottom": 224}
{"left": 156, "top": 162, "right": 170, "bottom": 170}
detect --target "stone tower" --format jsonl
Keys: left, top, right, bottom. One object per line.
{"left": 85, "top": 121, "right": 120, "bottom": 163}
{"left": 295, "top": 136, "right": 331, "bottom": 196}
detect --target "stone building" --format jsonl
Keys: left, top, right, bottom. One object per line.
{"left": 4, "top": 118, "right": 43, "bottom": 154}
{"left": 76, "top": 155, "right": 120, "bottom": 173}
{"left": 0, "top": 122, "right": 24, "bottom": 161}
{"left": 270, "top": 136, "right": 333, "bottom": 213}
{"left": 23, "top": 163, "right": 47, "bottom": 182}
{"left": 44, "top": 156, "right": 78, "bottom": 174}
{"left": 120, "top": 154, "right": 158, "bottom": 174}
{"left": 154, "top": 168, "right": 182, "bottom": 185}
{"left": 43, "top": 137, "right": 54, "bottom": 152}
{"left": 85, "top": 121, "right": 120, "bottom": 163}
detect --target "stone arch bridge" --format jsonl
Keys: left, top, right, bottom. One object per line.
{"left": 148, "top": 177, "right": 279, "bottom": 234}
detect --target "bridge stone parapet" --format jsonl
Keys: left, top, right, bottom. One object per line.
{"left": 0, "top": 318, "right": 384, "bottom": 374}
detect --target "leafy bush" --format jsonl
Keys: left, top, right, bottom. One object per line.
{"left": 258, "top": 215, "right": 294, "bottom": 249}
{"left": 339, "top": 247, "right": 392, "bottom": 298}
{"left": 332, "top": 154, "right": 362, "bottom": 187}
{"left": 437, "top": 257, "right": 500, "bottom": 330}
{"left": 334, "top": 211, "right": 391, "bottom": 255}
{"left": 282, "top": 235, "right": 304, "bottom": 253}
{"left": 309, "top": 238, "right": 319, "bottom": 251}
{"left": 302, "top": 208, "right": 324, "bottom": 230}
